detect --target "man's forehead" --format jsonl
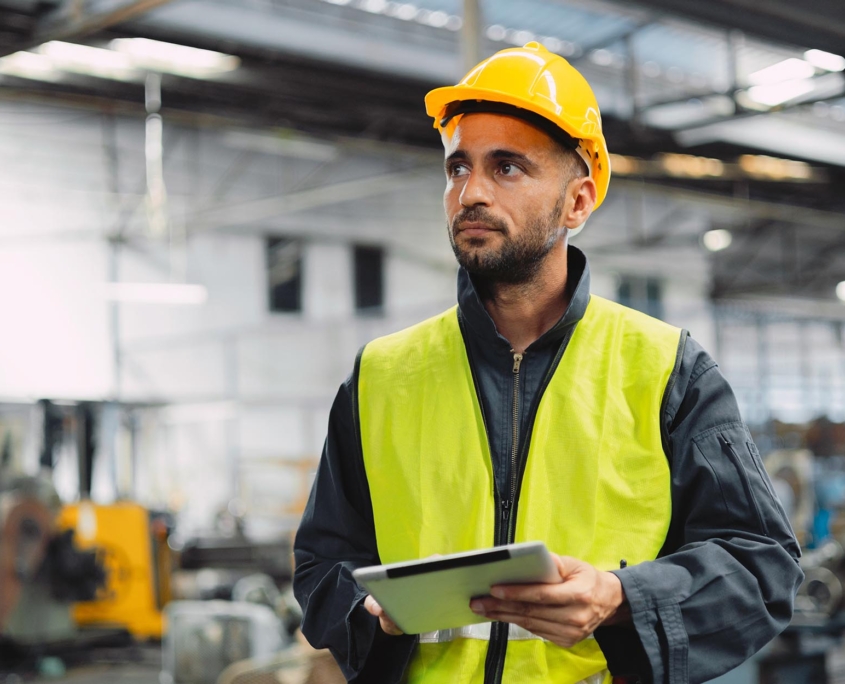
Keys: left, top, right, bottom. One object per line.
{"left": 446, "top": 112, "right": 557, "bottom": 154}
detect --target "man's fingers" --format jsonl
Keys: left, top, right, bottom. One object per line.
{"left": 363, "top": 595, "right": 404, "bottom": 635}
{"left": 475, "top": 609, "right": 589, "bottom": 648}
{"left": 363, "top": 595, "right": 381, "bottom": 616}
{"left": 472, "top": 597, "right": 593, "bottom": 628}
{"left": 489, "top": 581, "right": 573, "bottom": 605}
{"left": 379, "top": 616, "right": 404, "bottom": 636}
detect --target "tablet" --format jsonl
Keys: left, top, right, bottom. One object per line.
{"left": 352, "top": 541, "right": 559, "bottom": 635}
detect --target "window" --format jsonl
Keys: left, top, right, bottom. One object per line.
{"left": 617, "top": 275, "right": 663, "bottom": 320}
{"left": 354, "top": 245, "right": 384, "bottom": 314}
{"left": 267, "top": 237, "right": 302, "bottom": 313}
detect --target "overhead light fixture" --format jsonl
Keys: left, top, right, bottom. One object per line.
{"left": 837, "top": 281, "right": 845, "bottom": 302}
{"left": 738, "top": 154, "right": 813, "bottom": 181}
{"left": 660, "top": 153, "right": 724, "bottom": 178}
{"left": 746, "top": 79, "right": 816, "bottom": 107}
{"left": 109, "top": 38, "right": 239, "bottom": 79}
{"left": 393, "top": 3, "right": 419, "bottom": 21}
{"left": 805, "top": 49, "right": 845, "bottom": 73}
{"left": 702, "top": 229, "right": 732, "bottom": 252}
{"left": 0, "top": 39, "right": 239, "bottom": 85}
{"left": 0, "top": 51, "right": 62, "bottom": 81}
{"left": 748, "top": 58, "right": 815, "bottom": 86}
{"left": 39, "top": 40, "right": 139, "bottom": 81}
{"left": 102, "top": 283, "right": 208, "bottom": 305}
{"left": 608, "top": 154, "right": 641, "bottom": 175}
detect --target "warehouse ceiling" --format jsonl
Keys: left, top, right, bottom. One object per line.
{"left": 1, "top": 0, "right": 844, "bottom": 302}
{"left": 626, "top": 0, "right": 845, "bottom": 59}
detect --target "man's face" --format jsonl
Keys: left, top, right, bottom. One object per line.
{"left": 443, "top": 113, "right": 574, "bottom": 284}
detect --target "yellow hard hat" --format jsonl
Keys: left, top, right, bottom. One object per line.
{"left": 425, "top": 41, "right": 611, "bottom": 214}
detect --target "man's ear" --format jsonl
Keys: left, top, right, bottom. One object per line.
{"left": 563, "top": 177, "right": 597, "bottom": 229}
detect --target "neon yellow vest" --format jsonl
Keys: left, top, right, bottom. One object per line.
{"left": 358, "top": 295, "right": 681, "bottom": 684}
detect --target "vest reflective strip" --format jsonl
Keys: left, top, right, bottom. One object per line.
{"left": 419, "top": 624, "right": 599, "bottom": 643}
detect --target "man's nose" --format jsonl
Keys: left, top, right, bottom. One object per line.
{"left": 459, "top": 171, "right": 493, "bottom": 207}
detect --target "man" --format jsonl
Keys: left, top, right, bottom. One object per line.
{"left": 294, "top": 42, "right": 802, "bottom": 683}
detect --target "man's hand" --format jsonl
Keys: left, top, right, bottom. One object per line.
{"left": 469, "top": 554, "right": 629, "bottom": 648}
{"left": 364, "top": 595, "right": 404, "bottom": 636}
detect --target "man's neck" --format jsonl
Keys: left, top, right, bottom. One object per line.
{"left": 478, "top": 244, "right": 570, "bottom": 353}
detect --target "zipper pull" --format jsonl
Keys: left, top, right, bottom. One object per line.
{"left": 512, "top": 352, "right": 523, "bottom": 373}
{"left": 502, "top": 499, "right": 510, "bottom": 521}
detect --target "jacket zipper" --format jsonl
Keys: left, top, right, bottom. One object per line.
{"left": 484, "top": 351, "right": 523, "bottom": 684}
{"left": 507, "top": 351, "right": 523, "bottom": 517}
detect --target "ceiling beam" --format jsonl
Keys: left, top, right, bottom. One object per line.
{"left": 622, "top": 0, "right": 845, "bottom": 55}
{"left": 0, "top": 0, "right": 177, "bottom": 57}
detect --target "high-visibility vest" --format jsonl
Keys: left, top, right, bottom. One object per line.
{"left": 358, "top": 295, "right": 681, "bottom": 684}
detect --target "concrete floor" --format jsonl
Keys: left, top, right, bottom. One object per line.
{"left": 8, "top": 644, "right": 162, "bottom": 684}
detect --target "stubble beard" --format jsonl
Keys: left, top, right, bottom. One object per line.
{"left": 448, "top": 199, "right": 565, "bottom": 285}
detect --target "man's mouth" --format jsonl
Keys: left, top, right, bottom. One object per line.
{"left": 457, "top": 221, "right": 499, "bottom": 237}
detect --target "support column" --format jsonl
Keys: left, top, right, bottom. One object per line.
{"left": 462, "top": 0, "right": 482, "bottom": 74}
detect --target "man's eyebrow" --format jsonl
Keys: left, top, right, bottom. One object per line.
{"left": 445, "top": 149, "right": 538, "bottom": 169}
{"left": 489, "top": 149, "right": 537, "bottom": 169}
{"left": 445, "top": 150, "right": 469, "bottom": 166}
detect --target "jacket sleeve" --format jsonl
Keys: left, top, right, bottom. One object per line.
{"left": 594, "top": 335, "right": 804, "bottom": 684}
{"left": 293, "top": 375, "right": 416, "bottom": 682}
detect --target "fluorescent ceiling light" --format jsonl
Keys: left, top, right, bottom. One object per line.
{"left": 1, "top": 39, "right": 239, "bottom": 84}
{"left": 738, "top": 154, "right": 813, "bottom": 181}
{"left": 102, "top": 283, "right": 208, "bottom": 305}
{"left": 608, "top": 154, "right": 641, "bottom": 175}
{"left": 747, "top": 78, "right": 816, "bottom": 107}
{"left": 702, "top": 229, "right": 732, "bottom": 252}
{"left": 109, "top": 38, "right": 239, "bottom": 78}
{"left": 40, "top": 41, "right": 139, "bottom": 81}
{"left": 748, "top": 58, "right": 815, "bottom": 86}
{"left": 0, "top": 51, "right": 62, "bottom": 82}
{"left": 660, "top": 153, "right": 724, "bottom": 178}
{"left": 805, "top": 49, "right": 845, "bottom": 72}
{"left": 837, "top": 281, "right": 845, "bottom": 302}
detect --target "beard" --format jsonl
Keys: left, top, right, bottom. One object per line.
{"left": 447, "top": 199, "right": 565, "bottom": 284}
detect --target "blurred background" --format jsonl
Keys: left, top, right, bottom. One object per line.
{"left": 1, "top": 0, "right": 845, "bottom": 682}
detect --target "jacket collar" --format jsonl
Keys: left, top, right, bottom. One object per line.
{"left": 457, "top": 244, "right": 591, "bottom": 350}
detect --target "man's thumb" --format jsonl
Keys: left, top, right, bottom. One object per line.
{"left": 554, "top": 554, "right": 582, "bottom": 580}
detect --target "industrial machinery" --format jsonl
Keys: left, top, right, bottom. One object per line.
{"left": 0, "top": 475, "right": 105, "bottom": 651}
{"left": 56, "top": 501, "right": 172, "bottom": 640}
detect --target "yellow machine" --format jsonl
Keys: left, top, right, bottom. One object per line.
{"left": 57, "top": 501, "right": 171, "bottom": 639}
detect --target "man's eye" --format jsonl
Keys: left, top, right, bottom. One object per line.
{"left": 500, "top": 162, "right": 521, "bottom": 176}
{"left": 449, "top": 164, "right": 469, "bottom": 177}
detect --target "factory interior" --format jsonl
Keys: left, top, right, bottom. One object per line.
{"left": 2, "top": 0, "right": 845, "bottom": 682}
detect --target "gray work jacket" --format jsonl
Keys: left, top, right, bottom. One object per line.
{"left": 293, "top": 245, "right": 803, "bottom": 683}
